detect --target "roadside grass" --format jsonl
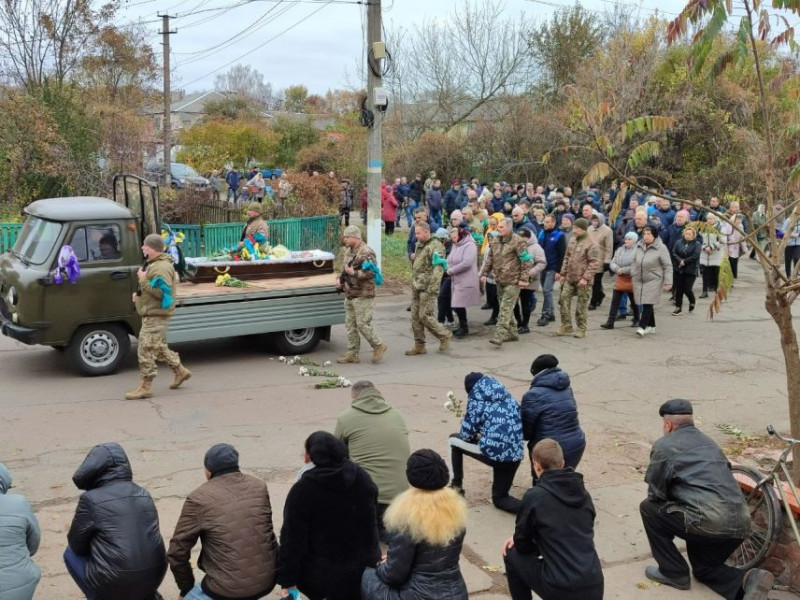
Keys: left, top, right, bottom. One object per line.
{"left": 382, "top": 231, "right": 412, "bottom": 287}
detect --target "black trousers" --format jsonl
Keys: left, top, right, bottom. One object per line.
{"left": 673, "top": 273, "right": 697, "bottom": 310}
{"left": 729, "top": 256, "right": 739, "bottom": 279}
{"left": 437, "top": 277, "right": 454, "bottom": 323}
{"left": 514, "top": 289, "right": 534, "bottom": 327}
{"left": 639, "top": 304, "right": 656, "bottom": 328}
{"left": 607, "top": 290, "right": 638, "bottom": 323}
{"left": 339, "top": 208, "right": 350, "bottom": 227}
{"left": 702, "top": 265, "right": 720, "bottom": 292}
{"left": 786, "top": 245, "right": 800, "bottom": 278}
{"left": 449, "top": 434, "right": 521, "bottom": 513}
{"left": 384, "top": 220, "right": 395, "bottom": 235}
{"left": 486, "top": 282, "right": 500, "bottom": 319}
{"left": 504, "top": 547, "right": 603, "bottom": 600}
{"left": 590, "top": 271, "right": 606, "bottom": 306}
{"left": 640, "top": 499, "right": 744, "bottom": 600}
{"left": 453, "top": 307, "right": 467, "bottom": 326}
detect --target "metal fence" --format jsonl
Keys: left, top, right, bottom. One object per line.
{"left": 0, "top": 216, "right": 340, "bottom": 258}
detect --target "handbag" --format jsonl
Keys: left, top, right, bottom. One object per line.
{"left": 615, "top": 273, "right": 633, "bottom": 292}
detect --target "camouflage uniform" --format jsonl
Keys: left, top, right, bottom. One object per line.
{"left": 134, "top": 253, "right": 181, "bottom": 378}
{"left": 410, "top": 237, "right": 450, "bottom": 345}
{"left": 341, "top": 241, "right": 382, "bottom": 353}
{"left": 558, "top": 233, "right": 601, "bottom": 334}
{"left": 481, "top": 232, "right": 531, "bottom": 342}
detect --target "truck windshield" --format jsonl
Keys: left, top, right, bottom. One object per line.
{"left": 172, "top": 163, "right": 199, "bottom": 178}
{"left": 13, "top": 217, "right": 63, "bottom": 265}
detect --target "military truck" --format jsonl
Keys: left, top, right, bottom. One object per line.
{"left": 0, "top": 175, "right": 344, "bottom": 376}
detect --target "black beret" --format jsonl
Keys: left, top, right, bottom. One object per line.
{"left": 204, "top": 443, "right": 239, "bottom": 474}
{"left": 530, "top": 354, "right": 559, "bottom": 376}
{"left": 406, "top": 449, "right": 449, "bottom": 490}
{"left": 659, "top": 399, "right": 693, "bottom": 417}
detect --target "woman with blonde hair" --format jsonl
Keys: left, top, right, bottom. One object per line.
{"left": 361, "top": 450, "right": 468, "bottom": 600}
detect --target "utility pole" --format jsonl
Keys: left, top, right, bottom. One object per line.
{"left": 159, "top": 14, "right": 176, "bottom": 187}
{"left": 366, "top": 0, "right": 383, "bottom": 267}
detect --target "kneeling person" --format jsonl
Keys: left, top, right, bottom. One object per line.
{"left": 502, "top": 439, "right": 603, "bottom": 600}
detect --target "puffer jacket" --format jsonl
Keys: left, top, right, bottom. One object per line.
{"left": 168, "top": 471, "right": 278, "bottom": 599}
{"left": 361, "top": 531, "right": 467, "bottom": 600}
{"left": 632, "top": 238, "right": 673, "bottom": 305}
{"left": 135, "top": 253, "right": 178, "bottom": 317}
{"left": 459, "top": 375, "right": 523, "bottom": 463}
{"left": 0, "top": 464, "right": 40, "bottom": 600}
{"left": 341, "top": 241, "right": 378, "bottom": 299}
{"left": 609, "top": 244, "right": 636, "bottom": 281}
{"left": 520, "top": 368, "right": 585, "bottom": 461}
{"left": 522, "top": 238, "right": 546, "bottom": 291}
{"left": 645, "top": 423, "right": 751, "bottom": 538}
{"left": 67, "top": 443, "right": 167, "bottom": 600}
{"left": 672, "top": 238, "right": 702, "bottom": 275}
{"left": 700, "top": 228, "right": 725, "bottom": 267}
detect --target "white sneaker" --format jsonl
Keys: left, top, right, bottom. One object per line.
{"left": 644, "top": 326, "right": 656, "bottom": 335}
{"left": 636, "top": 327, "right": 646, "bottom": 337}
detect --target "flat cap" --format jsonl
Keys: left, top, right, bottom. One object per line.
{"left": 659, "top": 398, "right": 693, "bottom": 417}
{"left": 204, "top": 443, "right": 239, "bottom": 475}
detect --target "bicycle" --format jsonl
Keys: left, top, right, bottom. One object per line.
{"left": 727, "top": 424, "right": 800, "bottom": 570}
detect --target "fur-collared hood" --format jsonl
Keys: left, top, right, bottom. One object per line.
{"left": 384, "top": 487, "right": 467, "bottom": 547}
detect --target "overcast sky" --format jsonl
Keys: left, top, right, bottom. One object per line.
{"left": 120, "top": 0, "right": 690, "bottom": 95}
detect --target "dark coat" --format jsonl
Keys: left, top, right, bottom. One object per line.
{"left": 361, "top": 531, "right": 467, "bottom": 600}
{"left": 443, "top": 188, "right": 460, "bottom": 215}
{"left": 67, "top": 443, "right": 167, "bottom": 600}
{"left": 521, "top": 368, "right": 585, "bottom": 464}
{"left": 513, "top": 469, "right": 603, "bottom": 592}
{"left": 672, "top": 238, "right": 702, "bottom": 275}
{"left": 276, "top": 460, "right": 380, "bottom": 600}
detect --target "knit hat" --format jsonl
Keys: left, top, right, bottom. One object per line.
{"left": 343, "top": 225, "right": 362, "bottom": 240}
{"left": 452, "top": 178, "right": 460, "bottom": 185}
{"left": 406, "top": 449, "right": 449, "bottom": 490}
{"left": 204, "top": 443, "right": 239, "bottom": 475}
{"left": 530, "top": 354, "right": 559, "bottom": 376}
{"left": 450, "top": 209, "right": 464, "bottom": 222}
{"left": 625, "top": 231, "right": 639, "bottom": 242}
{"left": 573, "top": 217, "right": 589, "bottom": 231}
{"left": 246, "top": 202, "right": 262, "bottom": 215}
{"left": 434, "top": 227, "right": 450, "bottom": 240}
{"left": 561, "top": 214, "right": 575, "bottom": 224}
{"left": 464, "top": 371, "right": 483, "bottom": 394}
{"left": 143, "top": 233, "right": 165, "bottom": 252}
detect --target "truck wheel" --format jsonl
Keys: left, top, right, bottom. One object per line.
{"left": 67, "top": 324, "right": 131, "bottom": 376}
{"left": 270, "top": 328, "right": 322, "bottom": 355}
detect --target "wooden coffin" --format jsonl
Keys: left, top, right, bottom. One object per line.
{"left": 185, "top": 253, "right": 335, "bottom": 283}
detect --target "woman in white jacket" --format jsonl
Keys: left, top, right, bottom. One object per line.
{"left": 700, "top": 214, "right": 725, "bottom": 298}
{"left": 514, "top": 227, "right": 546, "bottom": 334}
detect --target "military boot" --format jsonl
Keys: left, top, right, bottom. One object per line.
{"left": 125, "top": 377, "right": 154, "bottom": 400}
{"left": 405, "top": 345, "right": 427, "bottom": 356}
{"left": 371, "top": 343, "right": 388, "bottom": 364}
{"left": 169, "top": 365, "right": 192, "bottom": 389}
{"left": 337, "top": 352, "right": 360, "bottom": 364}
{"left": 438, "top": 332, "right": 452, "bottom": 351}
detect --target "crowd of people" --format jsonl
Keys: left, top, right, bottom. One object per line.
{"left": 0, "top": 372, "right": 776, "bottom": 600}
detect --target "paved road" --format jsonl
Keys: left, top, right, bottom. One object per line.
{"left": 1, "top": 258, "right": 797, "bottom": 599}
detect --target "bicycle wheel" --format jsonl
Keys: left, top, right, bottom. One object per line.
{"left": 726, "top": 465, "right": 783, "bottom": 570}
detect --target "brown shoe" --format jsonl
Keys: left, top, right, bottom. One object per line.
{"left": 556, "top": 326, "right": 574, "bottom": 336}
{"left": 405, "top": 345, "right": 427, "bottom": 356}
{"left": 573, "top": 330, "right": 585, "bottom": 339}
{"left": 438, "top": 333, "right": 452, "bottom": 351}
{"left": 125, "top": 377, "right": 154, "bottom": 400}
{"left": 169, "top": 365, "right": 192, "bottom": 389}
{"left": 337, "top": 353, "right": 360, "bottom": 364}
{"left": 372, "top": 343, "right": 388, "bottom": 364}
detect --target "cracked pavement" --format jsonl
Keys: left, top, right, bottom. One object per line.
{"left": 1, "top": 258, "right": 798, "bottom": 599}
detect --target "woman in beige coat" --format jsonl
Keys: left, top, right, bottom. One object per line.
{"left": 632, "top": 225, "right": 672, "bottom": 337}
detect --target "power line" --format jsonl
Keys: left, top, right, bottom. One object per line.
{"left": 178, "top": 0, "right": 335, "bottom": 88}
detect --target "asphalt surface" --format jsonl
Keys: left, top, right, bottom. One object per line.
{"left": 1, "top": 257, "right": 798, "bottom": 599}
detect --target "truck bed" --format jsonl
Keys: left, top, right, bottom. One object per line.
{"left": 175, "top": 273, "right": 336, "bottom": 305}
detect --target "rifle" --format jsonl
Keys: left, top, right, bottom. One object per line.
{"left": 135, "top": 257, "right": 148, "bottom": 296}
{"left": 337, "top": 254, "right": 361, "bottom": 293}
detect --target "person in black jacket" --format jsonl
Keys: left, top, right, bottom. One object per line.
{"left": 521, "top": 355, "right": 585, "bottom": 484}
{"left": 64, "top": 443, "right": 167, "bottom": 600}
{"left": 640, "top": 399, "right": 774, "bottom": 599}
{"left": 276, "top": 431, "right": 380, "bottom": 600}
{"left": 671, "top": 227, "right": 702, "bottom": 316}
{"left": 361, "top": 449, "right": 468, "bottom": 600}
{"left": 502, "top": 439, "right": 603, "bottom": 600}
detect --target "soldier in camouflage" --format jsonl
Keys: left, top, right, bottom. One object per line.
{"left": 557, "top": 218, "right": 601, "bottom": 339}
{"left": 125, "top": 233, "right": 191, "bottom": 400}
{"left": 406, "top": 222, "right": 452, "bottom": 355}
{"left": 480, "top": 218, "right": 532, "bottom": 346}
{"left": 336, "top": 225, "right": 388, "bottom": 364}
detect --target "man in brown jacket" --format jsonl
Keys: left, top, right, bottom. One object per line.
{"left": 168, "top": 444, "right": 278, "bottom": 600}
{"left": 336, "top": 225, "right": 387, "bottom": 364}
{"left": 480, "top": 218, "right": 532, "bottom": 347}
{"left": 557, "top": 218, "right": 601, "bottom": 339}
{"left": 588, "top": 212, "right": 614, "bottom": 310}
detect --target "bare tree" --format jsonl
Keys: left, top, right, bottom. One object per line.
{"left": 385, "top": 0, "right": 538, "bottom": 138}
{"left": 214, "top": 64, "right": 280, "bottom": 111}
{"left": 0, "top": 0, "right": 116, "bottom": 91}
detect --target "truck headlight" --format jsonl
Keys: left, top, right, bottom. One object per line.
{"left": 5, "top": 286, "right": 17, "bottom": 306}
